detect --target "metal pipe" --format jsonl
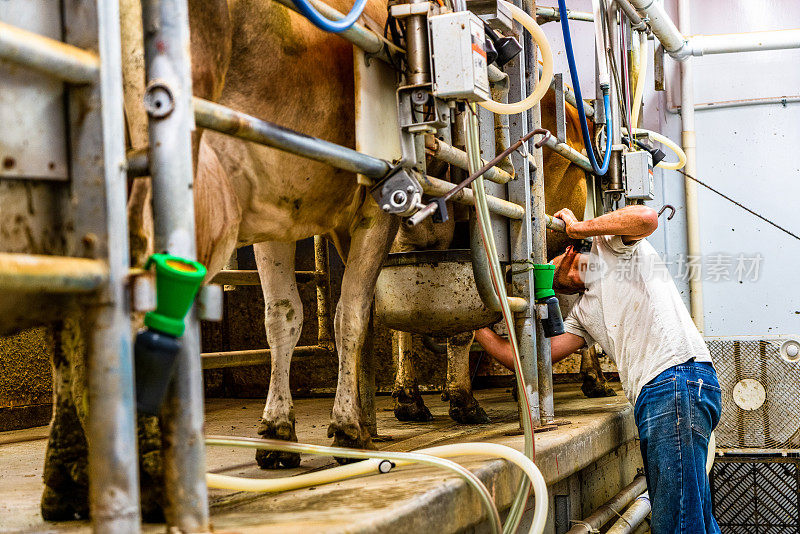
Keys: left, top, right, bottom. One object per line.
{"left": 404, "top": 0, "right": 431, "bottom": 86}
{"left": 566, "top": 475, "right": 647, "bottom": 534}
{"left": 210, "top": 269, "right": 322, "bottom": 285}
{"left": 126, "top": 147, "right": 149, "bottom": 178}
{"left": 84, "top": 1, "right": 141, "bottom": 529}
{"left": 313, "top": 235, "right": 334, "bottom": 351}
{"left": 614, "top": 0, "right": 646, "bottom": 31}
{"left": 535, "top": 6, "right": 594, "bottom": 23}
{"left": 425, "top": 136, "right": 513, "bottom": 184}
{"left": 141, "top": 0, "right": 209, "bottom": 529}
{"left": 0, "top": 253, "right": 107, "bottom": 292}
{"left": 193, "top": 97, "right": 391, "bottom": 178}
{"left": 542, "top": 136, "right": 593, "bottom": 172}
{"left": 202, "top": 346, "right": 323, "bottom": 369}
{"left": 0, "top": 20, "right": 99, "bottom": 83}
{"left": 272, "top": 0, "right": 402, "bottom": 65}
{"left": 606, "top": 492, "right": 651, "bottom": 534}
{"left": 538, "top": 65, "right": 595, "bottom": 118}
{"left": 668, "top": 94, "right": 800, "bottom": 113}
{"left": 626, "top": 0, "right": 690, "bottom": 60}
{"left": 420, "top": 174, "right": 565, "bottom": 231}
{"left": 691, "top": 28, "right": 800, "bottom": 56}
{"left": 679, "top": 0, "right": 703, "bottom": 333}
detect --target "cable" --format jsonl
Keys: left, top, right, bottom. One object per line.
{"left": 556, "top": 0, "right": 612, "bottom": 175}
{"left": 290, "top": 0, "right": 368, "bottom": 33}
{"left": 677, "top": 169, "right": 800, "bottom": 242}
{"left": 478, "top": 1, "right": 554, "bottom": 115}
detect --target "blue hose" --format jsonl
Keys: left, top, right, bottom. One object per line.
{"left": 290, "top": 0, "right": 368, "bottom": 33}
{"left": 556, "top": 0, "right": 612, "bottom": 176}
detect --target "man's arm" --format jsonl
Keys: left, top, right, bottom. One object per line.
{"left": 554, "top": 205, "right": 658, "bottom": 244}
{"left": 475, "top": 328, "right": 586, "bottom": 371}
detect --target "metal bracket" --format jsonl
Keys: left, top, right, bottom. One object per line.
{"left": 654, "top": 44, "right": 665, "bottom": 92}
{"left": 369, "top": 165, "right": 425, "bottom": 216}
{"left": 397, "top": 84, "right": 449, "bottom": 170}
{"left": 143, "top": 80, "right": 175, "bottom": 118}
{"left": 553, "top": 73, "right": 567, "bottom": 145}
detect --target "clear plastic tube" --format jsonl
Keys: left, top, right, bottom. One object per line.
{"left": 478, "top": 1, "right": 554, "bottom": 115}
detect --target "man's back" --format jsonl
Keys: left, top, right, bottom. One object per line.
{"left": 563, "top": 235, "right": 712, "bottom": 404}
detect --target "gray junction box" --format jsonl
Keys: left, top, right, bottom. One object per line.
{"left": 428, "top": 11, "right": 491, "bottom": 101}
{"left": 623, "top": 150, "right": 655, "bottom": 200}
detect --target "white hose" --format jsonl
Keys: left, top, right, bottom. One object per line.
{"left": 205, "top": 436, "right": 551, "bottom": 534}
{"left": 630, "top": 31, "right": 648, "bottom": 129}
{"left": 623, "top": 127, "right": 687, "bottom": 170}
{"left": 479, "top": 1, "right": 553, "bottom": 115}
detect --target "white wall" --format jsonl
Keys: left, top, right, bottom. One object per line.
{"left": 539, "top": 0, "right": 800, "bottom": 337}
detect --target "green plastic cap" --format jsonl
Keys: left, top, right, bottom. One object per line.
{"left": 533, "top": 264, "right": 556, "bottom": 301}
{"left": 143, "top": 253, "right": 207, "bottom": 337}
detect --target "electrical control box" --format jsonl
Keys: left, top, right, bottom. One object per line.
{"left": 428, "top": 11, "right": 491, "bottom": 101}
{"left": 623, "top": 150, "right": 655, "bottom": 200}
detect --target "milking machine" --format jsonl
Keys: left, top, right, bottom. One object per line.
{"left": 133, "top": 254, "right": 206, "bottom": 415}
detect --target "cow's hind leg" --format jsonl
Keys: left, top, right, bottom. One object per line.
{"left": 392, "top": 330, "right": 432, "bottom": 422}
{"left": 41, "top": 323, "right": 89, "bottom": 521}
{"left": 254, "top": 241, "right": 303, "bottom": 469}
{"left": 329, "top": 210, "right": 399, "bottom": 460}
{"left": 580, "top": 343, "right": 617, "bottom": 398}
{"left": 446, "top": 331, "right": 489, "bottom": 424}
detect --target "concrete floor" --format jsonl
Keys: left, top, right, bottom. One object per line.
{"left": 0, "top": 383, "right": 636, "bottom": 533}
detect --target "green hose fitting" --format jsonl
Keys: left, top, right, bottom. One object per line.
{"left": 143, "top": 253, "right": 207, "bottom": 337}
{"left": 532, "top": 264, "right": 556, "bottom": 301}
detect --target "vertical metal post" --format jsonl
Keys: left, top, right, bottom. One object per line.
{"left": 313, "top": 235, "right": 334, "bottom": 350}
{"left": 522, "top": 0, "right": 555, "bottom": 425}
{"left": 68, "top": 0, "right": 141, "bottom": 531}
{"left": 506, "top": 0, "right": 541, "bottom": 425}
{"left": 141, "top": 0, "right": 210, "bottom": 530}
{"left": 605, "top": 2, "right": 624, "bottom": 211}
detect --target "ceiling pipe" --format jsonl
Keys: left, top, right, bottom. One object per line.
{"left": 623, "top": 0, "right": 800, "bottom": 60}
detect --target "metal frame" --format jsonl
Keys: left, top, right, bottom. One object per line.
{"left": 1, "top": 1, "right": 141, "bottom": 532}
{"left": 1, "top": 0, "right": 571, "bottom": 528}
{"left": 203, "top": 235, "right": 335, "bottom": 370}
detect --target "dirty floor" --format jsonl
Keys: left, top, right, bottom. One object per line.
{"left": 0, "top": 384, "right": 632, "bottom": 533}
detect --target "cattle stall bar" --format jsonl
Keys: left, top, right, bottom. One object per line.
{"left": 0, "top": 1, "right": 140, "bottom": 532}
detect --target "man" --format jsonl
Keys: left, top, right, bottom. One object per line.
{"left": 476, "top": 205, "right": 722, "bottom": 534}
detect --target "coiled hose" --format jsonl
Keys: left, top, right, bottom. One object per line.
{"left": 556, "top": 0, "right": 612, "bottom": 176}
{"left": 290, "top": 0, "right": 368, "bottom": 33}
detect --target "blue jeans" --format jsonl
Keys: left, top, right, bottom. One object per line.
{"left": 633, "top": 360, "right": 722, "bottom": 534}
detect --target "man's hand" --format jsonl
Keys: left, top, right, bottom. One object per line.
{"left": 554, "top": 208, "right": 582, "bottom": 239}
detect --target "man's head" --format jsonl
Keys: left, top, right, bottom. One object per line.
{"left": 551, "top": 245, "right": 588, "bottom": 294}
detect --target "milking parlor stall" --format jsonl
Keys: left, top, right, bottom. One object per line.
{"left": 1, "top": 0, "right": 799, "bottom": 531}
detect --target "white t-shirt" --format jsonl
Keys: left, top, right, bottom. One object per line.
{"left": 563, "top": 235, "right": 713, "bottom": 405}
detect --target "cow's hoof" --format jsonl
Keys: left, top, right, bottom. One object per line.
{"left": 41, "top": 481, "right": 89, "bottom": 521}
{"left": 448, "top": 390, "right": 490, "bottom": 424}
{"left": 392, "top": 387, "right": 433, "bottom": 422}
{"left": 327, "top": 422, "right": 375, "bottom": 464}
{"left": 256, "top": 419, "right": 301, "bottom": 469}
{"left": 581, "top": 375, "right": 617, "bottom": 398}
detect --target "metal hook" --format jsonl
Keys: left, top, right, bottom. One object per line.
{"left": 658, "top": 204, "right": 676, "bottom": 220}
